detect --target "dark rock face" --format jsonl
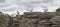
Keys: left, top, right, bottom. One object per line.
{"left": 56, "top": 7, "right": 60, "bottom": 12}
{"left": 50, "top": 16, "right": 60, "bottom": 27}
{"left": 1, "top": 8, "right": 60, "bottom": 27}
{"left": 19, "top": 12, "right": 60, "bottom": 27}
{"left": 0, "top": 13, "right": 10, "bottom": 27}
{"left": 0, "top": 12, "right": 57, "bottom": 27}
{"left": 20, "top": 12, "right": 55, "bottom": 27}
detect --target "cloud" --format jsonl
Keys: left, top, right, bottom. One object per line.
{"left": 0, "top": 0, "right": 60, "bottom": 15}
{"left": 0, "top": 0, "right": 5, "bottom": 2}
{"left": 30, "top": 0, "right": 53, "bottom": 4}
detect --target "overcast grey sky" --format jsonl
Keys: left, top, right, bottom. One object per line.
{"left": 0, "top": 0, "right": 60, "bottom": 15}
